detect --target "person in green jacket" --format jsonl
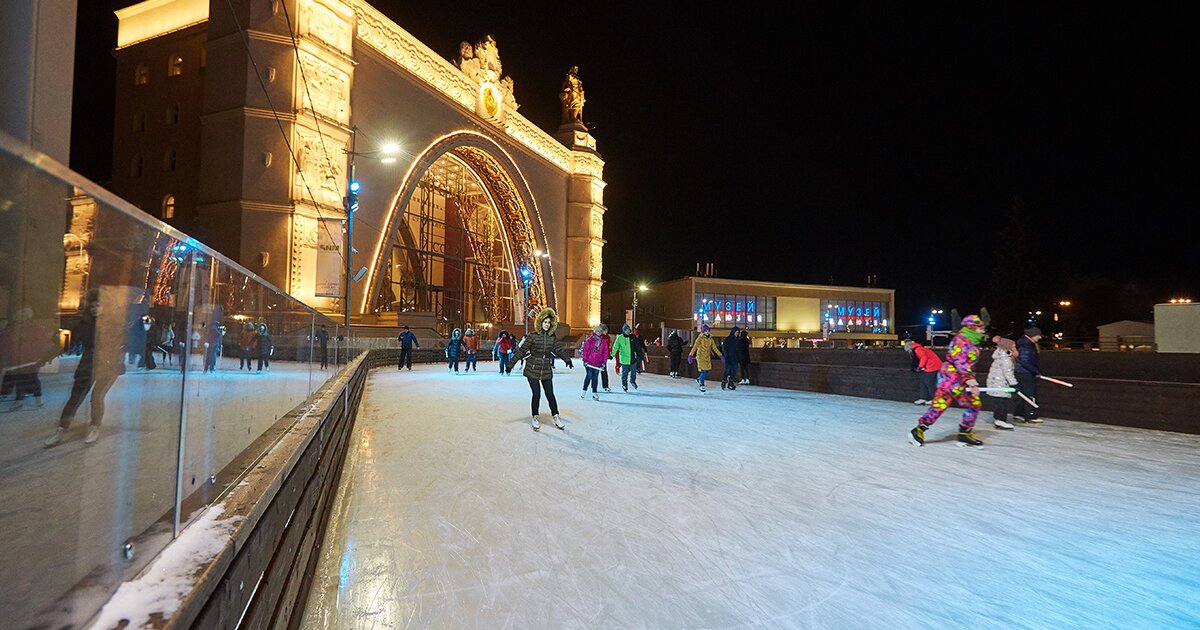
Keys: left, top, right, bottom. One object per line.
{"left": 610, "top": 323, "right": 638, "bottom": 392}
{"left": 507, "top": 308, "right": 574, "bottom": 431}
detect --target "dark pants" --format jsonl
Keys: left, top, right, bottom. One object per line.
{"left": 723, "top": 360, "right": 739, "bottom": 386}
{"left": 447, "top": 356, "right": 460, "bottom": 372}
{"left": 465, "top": 352, "right": 477, "bottom": 371}
{"left": 669, "top": 351, "right": 682, "bottom": 374}
{"left": 319, "top": 344, "right": 328, "bottom": 369}
{"left": 992, "top": 396, "right": 1015, "bottom": 423}
{"left": 527, "top": 377, "right": 559, "bottom": 416}
{"left": 918, "top": 371, "right": 937, "bottom": 400}
{"left": 399, "top": 347, "right": 413, "bottom": 369}
{"left": 621, "top": 363, "right": 637, "bottom": 389}
{"left": 1015, "top": 372, "right": 1039, "bottom": 420}
{"left": 740, "top": 361, "right": 751, "bottom": 382}
{"left": 583, "top": 366, "right": 601, "bottom": 392}
{"left": 257, "top": 355, "right": 270, "bottom": 371}
{"left": 240, "top": 347, "right": 252, "bottom": 370}
{"left": 144, "top": 341, "right": 157, "bottom": 369}
{"left": 60, "top": 367, "right": 116, "bottom": 428}
{"left": 498, "top": 352, "right": 511, "bottom": 373}
{"left": 11, "top": 372, "right": 42, "bottom": 399}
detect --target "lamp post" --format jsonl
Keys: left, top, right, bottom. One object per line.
{"left": 342, "top": 127, "right": 399, "bottom": 330}
{"left": 632, "top": 284, "right": 648, "bottom": 329}
{"left": 520, "top": 251, "right": 549, "bottom": 337}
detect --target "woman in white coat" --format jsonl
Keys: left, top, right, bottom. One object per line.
{"left": 986, "top": 336, "right": 1019, "bottom": 430}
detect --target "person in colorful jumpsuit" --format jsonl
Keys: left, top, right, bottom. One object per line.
{"left": 909, "top": 314, "right": 987, "bottom": 447}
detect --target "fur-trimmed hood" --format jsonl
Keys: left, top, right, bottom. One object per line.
{"left": 533, "top": 307, "right": 559, "bottom": 336}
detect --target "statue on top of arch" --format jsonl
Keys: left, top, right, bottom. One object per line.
{"left": 559, "top": 66, "right": 586, "bottom": 128}
{"left": 455, "top": 35, "right": 519, "bottom": 115}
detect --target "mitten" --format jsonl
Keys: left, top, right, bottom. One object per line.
{"left": 687, "top": 355, "right": 694, "bottom": 365}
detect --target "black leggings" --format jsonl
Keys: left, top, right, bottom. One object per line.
{"left": 527, "top": 376, "right": 559, "bottom": 416}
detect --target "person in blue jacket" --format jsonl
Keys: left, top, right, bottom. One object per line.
{"left": 397, "top": 325, "right": 420, "bottom": 370}
{"left": 721, "top": 326, "right": 742, "bottom": 390}
{"left": 445, "top": 327, "right": 468, "bottom": 374}
{"left": 1014, "top": 326, "right": 1043, "bottom": 423}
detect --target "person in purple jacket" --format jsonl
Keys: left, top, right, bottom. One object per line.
{"left": 580, "top": 324, "right": 611, "bottom": 400}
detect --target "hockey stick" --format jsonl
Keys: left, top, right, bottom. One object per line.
{"left": 976, "top": 387, "right": 1017, "bottom": 393}
{"left": 1016, "top": 391, "right": 1039, "bottom": 409}
{"left": 1038, "top": 375, "right": 1074, "bottom": 388}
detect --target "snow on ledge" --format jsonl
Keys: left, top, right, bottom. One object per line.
{"left": 87, "top": 504, "right": 244, "bottom": 629}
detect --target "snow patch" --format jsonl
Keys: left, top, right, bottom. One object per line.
{"left": 87, "top": 505, "right": 244, "bottom": 630}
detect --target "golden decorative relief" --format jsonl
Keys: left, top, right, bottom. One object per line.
{"left": 572, "top": 153, "right": 604, "bottom": 177}
{"left": 299, "top": 0, "right": 353, "bottom": 54}
{"left": 294, "top": 127, "right": 345, "bottom": 207}
{"left": 298, "top": 50, "right": 350, "bottom": 123}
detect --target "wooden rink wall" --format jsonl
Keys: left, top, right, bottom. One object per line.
{"left": 643, "top": 346, "right": 1200, "bottom": 435}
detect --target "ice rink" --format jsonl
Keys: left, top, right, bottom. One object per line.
{"left": 304, "top": 363, "right": 1200, "bottom": 629}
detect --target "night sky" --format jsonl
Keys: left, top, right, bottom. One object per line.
{"left": 72, "top": 3, "right": 1197, "bottom": 335}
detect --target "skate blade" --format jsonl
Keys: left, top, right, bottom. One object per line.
{"left": 956, "top": 442, "right": 984, "bottom": 449}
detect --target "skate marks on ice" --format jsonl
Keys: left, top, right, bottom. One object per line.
{"left": 304, "top": 364, "right": 1200, "bottom": 629}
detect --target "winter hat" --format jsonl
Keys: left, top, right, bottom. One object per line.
{"left": 622, "top": 323, "right": 631, "bottom": 333}
{"left": 593, "top": 324, "right": 605, "bottom": 334}
{"left": 993, "top": 336, "right": 1016, "bottom": 353}
{"left": 960, "top": 314, "right": 984, "bottom": 329}
{"left": 465, "top": 327, "right": 474, "bottom": 335}
{"left": 700, "top": 324, "right": 711, "bottom": 333}
{"left": 1024, "top": 326, "right": 1042, "bottom": 337}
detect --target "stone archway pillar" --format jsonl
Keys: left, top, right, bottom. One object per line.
{"left": 558, "top": 124, "right": 605, "bottom": 336}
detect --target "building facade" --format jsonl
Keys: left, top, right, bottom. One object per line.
{"left": 601, "top": 277, "right": 897, "bottom": 347}
{"left": 110, "top": 0, "right": 605, "bottom": 335}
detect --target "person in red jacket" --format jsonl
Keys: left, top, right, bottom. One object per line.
{"left": 494, "top": 330, "right": 515, "bottom": 375}
{"left": 904, "top": 340, "right": 943, "bottom": 405}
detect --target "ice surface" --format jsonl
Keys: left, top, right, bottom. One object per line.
{"left": 303, "top": 363, "right": 1200, "bottom": 629}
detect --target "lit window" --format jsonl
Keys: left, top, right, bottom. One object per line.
{"left": 168, "top": 54, "right": 183, "bottom": 77}
{"left": 131, "top": 155, "right": 143, "bottom": 177}
{"left": 163, "top": 149, "right": 177, "bottom": 171}
{"left": 165, "top": 102, "right": 180, "bottom": 125}
{"left": 162, "top": 194, "right": 176, "bottom": 219}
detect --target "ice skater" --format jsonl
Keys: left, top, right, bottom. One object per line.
{"left": 610, "top": 324, "right": 638, "bottom": 391}
{"left": 580, "top": 324, "right": 610, "bottom": 400}
{"left": 494, "top": 330, "right": 514, "bottom": 375}
{"left": 986, "top": 336, "right": 1019, "bottom": 430}
{"left": 721, "top": 326, "right": 741, "bottom": 390}
{"left": 738, "top": 329, "right": 752, "bottom": 385}
{"left": 688, "top": 324, "right": 722, "bottom": 393}
{"left": 445, "top": 327, "right": 467, "bottom": 373}
{"left": 904, "top": 339, "right": 942, "bottom": 404}
{"left": 45, "top": 289, "right": 123, "bottom": 447}
{"left": 666, "top": 330, "right": 686, "bottom": 378}
{"left": 507, "top": 308, "right": 574, "bottom": 431}
{"left": 1014, "top": 326, "right": 1043, "bottom": 423}
{"left": 909, "top": 314, "right": 987, "bottom": 447}
{"left": 463, "top": 327, "right": 480, "bottom": 371}
{"left": 397, "top": 325, "right": 420, "bottom": 370}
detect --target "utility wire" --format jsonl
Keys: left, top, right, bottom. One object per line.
{"left": 221, "top": 0, "right": 345, "bottom": 266}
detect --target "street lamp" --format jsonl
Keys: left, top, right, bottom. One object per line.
{"left": 343, "top": 126, "right": 399, "bottom": 330}
{"left": 632, "top": 284, "right": 649, "bottom": 329}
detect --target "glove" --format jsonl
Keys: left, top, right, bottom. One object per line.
{"left": 687, "top": 355, "right": 694, "bottom": 365}
{"left": 966, "top": 380, "right": 980, "bottom": 396}
{"left": 566, "top": 359, "right": 574, "bottom": 369}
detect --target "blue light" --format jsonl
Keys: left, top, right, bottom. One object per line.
{"left": 349, "top": 180, "right": 361, "bottom": 193}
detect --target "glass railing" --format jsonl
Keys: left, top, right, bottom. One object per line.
{"left": 0, "top": 130, "right": 345, "bottom": 627}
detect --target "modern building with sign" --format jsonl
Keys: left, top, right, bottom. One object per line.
{"left": 105, "top": 0, "right": 606, "bottom": 335}
{"left": 601, "top": 277, "right": 897, "bottom": 347}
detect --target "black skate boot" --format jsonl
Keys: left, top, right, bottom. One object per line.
{"left": 957, "top": 425, "right": 983, "bottom": 447}
{"left": 909, "top": 424, "right": 928, "bottom": 446}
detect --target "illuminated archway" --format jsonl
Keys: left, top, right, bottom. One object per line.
{"left": 362, "top": 132, "right": 554, "bottom": 318}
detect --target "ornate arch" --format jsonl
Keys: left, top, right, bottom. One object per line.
{"left": 362, "top": 131, "right": 554, "bottom": 316}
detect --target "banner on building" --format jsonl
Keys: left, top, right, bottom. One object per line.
{"left": 315, "top": 219, "right": 343, "bottom": 297}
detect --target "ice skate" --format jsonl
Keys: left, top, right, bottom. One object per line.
{"left": 994, "top": 419, "right": 1015, "bottom": 430}
{"left": 909, "top": 424, "right": 927, "bottom": 446}
{"left": 553, "top": 415, "right": 565, "bottom": 430}
{"left": 623, "top": 386, "right": 628, "bottom": 392}
{"left": 603, "top": 387, "right": 611, "bottom": 393}
{"left": 957, "top": 426, "right": 983, "bottom": 447}
{"left": 580, "top": 390, "right": 587, "bottom": 399}
{"left": 728, "top": 383, "right": 737, "bottom": 391}
{"left": 1023, "top": 417, "right": 1043, "bottom": 424}
{"left": 699, "top": 385, "right": 707, "bottom": 393}
{"left": 631, "top": 382, "right": 638, "bottom": 391}
{"left": 721, "top": 381, "right": 727, "bottom": 390}
{"left": 43, "top": 428, "right": 64, "bottom": 448}
{"left": 913, "top": 399, "right": 927, "bottom": 405}
{"left": 85, "top": 426, "right": 100, "bottom": 444}
{"left": 592, "top": 393, "right": 600, "bottom": 401}
{"left": 530, "top": 416, "right": 540, "bottom": 432}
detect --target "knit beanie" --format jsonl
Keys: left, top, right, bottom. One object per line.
{"left": 700, "top": 324, "right": 711, "bottom": 333}
{"left": 993, "top": 336, "right": 1016, "bottom": 353}
{"left": 1024, "top": 327, "right": 1042, "bottom": 337}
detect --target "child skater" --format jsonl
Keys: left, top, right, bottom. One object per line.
{"left": 909, "top": 314, "right": 987, "bottom": 447}
{"left": 507, "top": 308, "right": 574, "bottom": 431}
{"left": 580, "top": 324, "right": 611, "bottom": 400}
{"left": 986, "top": 336, "right": 1019, "bottom": 430}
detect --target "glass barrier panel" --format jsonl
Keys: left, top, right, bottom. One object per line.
{"left": 0, "top": 153, "right": 186, "bottom": 627}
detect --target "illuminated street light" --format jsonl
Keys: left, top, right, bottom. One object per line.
{"left": 1058, "top": 300, "right": 1071, "bottom": 307}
